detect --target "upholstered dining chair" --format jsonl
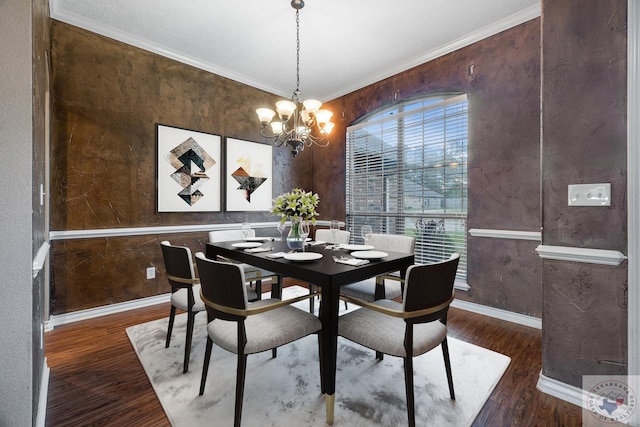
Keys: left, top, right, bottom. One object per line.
{"left": 309, "top": 228, "right": 352, "bottom": 312}
{"left": 340, "top": 233, "right": 415, "bottom": 302}
{"left": 195, "top": 252, "right": 322, "bottom": 427}
{"left": 160, "top": 240, "right": 206, "bottom": 373}
{"left": 209, "top": 229, "right": 278, "bottom": 301}
{"left": 338, "top": 253, "right": 460, "bottom": 427}
{"left": 315, "top": 228, "right": 351, "bottom": 245}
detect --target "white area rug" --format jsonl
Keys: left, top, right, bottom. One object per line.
{"left": 127, "top": 286, "right": 510, "bottom": 426}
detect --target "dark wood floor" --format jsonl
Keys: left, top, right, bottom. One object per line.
{"left": 45, "top": 280, "right": 583, "bottom": 426}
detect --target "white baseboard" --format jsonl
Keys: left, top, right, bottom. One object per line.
{"left": 451, "top": 298, "right": 542, "bottom": 329}
{"left": 48, "top": 293, "right": 171, "bottom": 329}
{"left": 536, "top": 372, "right": 586, "bottom": 408}
{"left": 36, "top": 358, "right": 49, "bottom": 427}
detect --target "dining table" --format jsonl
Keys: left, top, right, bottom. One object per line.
{"left": 205, "top": 239, "right": 414, "bottom": 425}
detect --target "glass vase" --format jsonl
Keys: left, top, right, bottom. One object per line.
{"left": 286, "top": 217, "right": 305, "bottom": 250}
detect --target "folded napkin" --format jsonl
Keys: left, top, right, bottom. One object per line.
{"left": 335, "top": 258, "right": 369, "bottom": 266}
{"left": 265, "top": 251, "right": 287, "bottom": 258}
{"left": 244, "top": 247, "right": 272, "bottom": 253}
{"left": 309, "top": 240, "right": 326, "bottom": 246}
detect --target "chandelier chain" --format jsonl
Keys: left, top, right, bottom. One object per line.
{"left": 295, "top": 9, "right": 300, "bottom": 98}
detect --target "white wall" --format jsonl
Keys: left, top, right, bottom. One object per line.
{"left": 0, "top": 0, "right": 34, "bottom": 425}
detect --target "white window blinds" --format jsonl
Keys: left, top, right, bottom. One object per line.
{"left": 346, "top": 94, "right": 468, "bottom": 282}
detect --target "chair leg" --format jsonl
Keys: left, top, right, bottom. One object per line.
{"left": 199, "top": 337, "right": 214, "bottom": 395}
{"left": 403, "top": 356, "right": 416, "bottom": 427}
{"left": 165, "top": 305, "right": 177, "bottom": 348}
{"left": 309, "top": 284, "right": 315, "bottom": 313}
{"left": 272, "top": 348, "right": 277, "bottom": 358}
{"left": 255, "top": 279, "right": 262, "bottom": 300}
{"left": 441, "top": 337, "right": 455, "bottom": 400}
{"left": 183, "top": 309, "right": 196, "bottom": 373}
{"left": 376, "top": 351, "right": 384, "bottom": 360}
{"left": 234, "top": 353, "right": 248, "bottom": 427}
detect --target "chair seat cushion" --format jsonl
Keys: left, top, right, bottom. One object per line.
{"left": 338, "top": 299, "right": 446, "bottom": 357}
{"left": 340, "top": 278, "right": 402, "bottom": 301}
{"left": 170, "top": 285, "right": 206, "bottom": 312}
{"left": 207, "top": 299, "right": 322, "bottom": 354}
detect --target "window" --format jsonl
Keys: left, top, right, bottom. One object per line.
{"left": 346, "top": 94, "right": 468, "bottom": 283}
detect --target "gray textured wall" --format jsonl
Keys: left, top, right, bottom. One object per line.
{"left": 541, "top": 0, "right": 627, "bottom": 386}
{"left": 0, "top": 1, "right": 35, "bottom": 425}
{"left": 322, "top": 18, "right": 543, "bottom": 317}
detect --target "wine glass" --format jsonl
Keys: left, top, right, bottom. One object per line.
{"left": 276, "top": 221, "right": 286, "bottom": 241}
{"left": 361, "top": 225, "right": 373, "bottom": 245}
{"left": 241, "top": 222, "right": 251, "bottom": 240}
{"left": 330, "top": 220, "right": 340, "bottom": 250}
{"left": 300, "top": 221, "right": 310, "bottom": 252}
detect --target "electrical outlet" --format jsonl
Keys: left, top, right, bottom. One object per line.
{"left": 146, "top": 267, "right": 156, "bottom": 280}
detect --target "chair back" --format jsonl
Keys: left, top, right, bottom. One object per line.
{"left": 209, "top": 229, "right": 256, "bottom": 242}
{"left": 195, "top": 252, "right": 248, "bottom": 321}
{"left": 160, "top": 241, "right": 196, "bottom": 289}
{"left": 402, "top": 253, "right": 460, "bottom": 322}
{"left": 315, "top": 229, "right": 351, "bottom": 244}
{"left": 368, "top": 233, "right": 415, "bottom": 254}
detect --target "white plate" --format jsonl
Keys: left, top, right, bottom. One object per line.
{"left": 231, "top": 242, "right": 263, "bottom": 248}
{"left": 283, "top": 252, "right": 323, "bottom": 262}
{"left": 244, "top": 237, "right": 270, "bottom": 242}
{"left": 340, "top": 244, "right": 375, "bottom": 251}
{"left": 351, "top": 250, "right": 388, "bottom": 260}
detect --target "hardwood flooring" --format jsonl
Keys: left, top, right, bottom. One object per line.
{"left": 45, "top": 280, "right": 583, "bottom": 426}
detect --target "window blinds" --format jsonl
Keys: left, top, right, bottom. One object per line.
{"left": 346, "top": 94, "right": 468, "bottom": 282}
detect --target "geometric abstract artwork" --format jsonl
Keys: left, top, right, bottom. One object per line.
{"left": 157, "top": 124, "right": 221, "bottom": 212}
{"left": 225, "top": 137, "right": 272, "bottom": 211}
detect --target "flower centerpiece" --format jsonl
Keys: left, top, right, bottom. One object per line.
{"left": 272, "top": 188, "right": 319, "bottom": 249}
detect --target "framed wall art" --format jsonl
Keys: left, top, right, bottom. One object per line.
{"left": 225, "top": 137, "right": 273, "bottom": 211}
{"left": 156, "top": 124, "right": 222, "bottom": 212}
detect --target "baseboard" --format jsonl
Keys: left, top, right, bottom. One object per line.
{"left": 36, "top": 358, "right": 49, "bottom": 427}
{"left": 536, "top": 372, "right": 585, "bottom": 408}
{"left": 48, "top": 293, "right": 171, "bottom": 329}
{"left": 450, "top": 298, "right": 542, "bottom": 329}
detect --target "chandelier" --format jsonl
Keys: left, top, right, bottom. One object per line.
{"left": 256, "top": 0, "right": 334, "bottom": 157}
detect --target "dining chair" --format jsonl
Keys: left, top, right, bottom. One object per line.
{"left": 338, "top": 253, "right": 460, "bottom": 427}
{"left": 160, "top": 240, "right": 206, "bottom": 373}
{"left": 195, "top": 252, "right": 322, "bottom": 427}
{"left": 209, "top": 229, "right": 278, "bottom": 301}
{"left": 315, "top": 228, "right": 351, "bottom": 245}
{"left": 340, "top": 233, "right": 415, "bottom": 302}
{"left": 309, "top": 228, "right": 352, "bottom": 313}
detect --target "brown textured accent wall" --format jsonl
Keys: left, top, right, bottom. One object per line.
{"left": 319, "top": 19, "right": 543, "bottom": 316}
{"left": 50, "top": 21, "right": 313, "bottom": 313}
{"left": 541, "top": 0, "right": 627, "bottom": 386}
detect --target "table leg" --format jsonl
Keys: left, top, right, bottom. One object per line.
{"left": 319, "top": 283, "right": 339, "bottom": 425}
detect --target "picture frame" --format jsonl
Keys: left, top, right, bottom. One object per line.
{"left": 225, "top": 137, "right": 273, "bottom": 211}
{"left": 156, "top": 124, "right": 222, "bottom": 212}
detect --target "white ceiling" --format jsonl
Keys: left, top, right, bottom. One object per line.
{"left": 50, "top": 0, "right": 540, "bottom": 101}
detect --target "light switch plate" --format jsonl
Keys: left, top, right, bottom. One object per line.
{"left": 568, "top": 183, "right": 611, "bottom": 206}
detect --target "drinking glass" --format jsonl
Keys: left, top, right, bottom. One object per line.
{"left": 300, "top": 221, "right": 310, "bottom": 251}
{"left": 276, "top": 221, "right": 286, "bottom": 241}
{"left": 241, "top": 222, "right": 251, "bottom": 239}
{"left": 361, "top": 225, "right": 373, "bottom": 244}
{"left": 330, "top": 220, "right": 340, "bottom": 249}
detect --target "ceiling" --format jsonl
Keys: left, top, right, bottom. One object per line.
{"left": 50, "top": 0, "right": 540, "bottom": 101}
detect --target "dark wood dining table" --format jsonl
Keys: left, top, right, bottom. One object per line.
{"left": 205, "top": 240, "right": 414, "bottom": 425}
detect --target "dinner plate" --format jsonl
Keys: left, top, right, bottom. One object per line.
{"left": 283, "top": 252, "right": 323, "bottom": 262}
{"left": 244, "top": 237, "right": 271, "bottom": 242}
{"left": 231, "top": 242, "right": 263, "bottom": 248}
{"left": 340, "top": 244, "right": 375, "bottom": 251}
{"left": 351, "top": 250, "right": 388, "bottom": 260}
